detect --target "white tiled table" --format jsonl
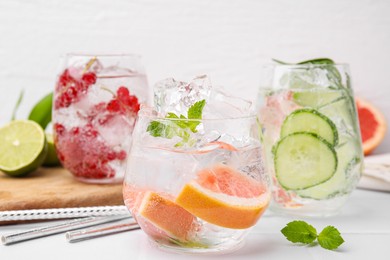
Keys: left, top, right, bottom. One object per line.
{"left": 1, "top": 189, "right": 389, "bottom": 260}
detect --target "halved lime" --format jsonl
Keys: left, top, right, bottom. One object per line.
{"left": 0, "top": 120, "right": 48, "bottom": 176}
{"left": 42, "top": 133, "right": 61, "bottom": 167}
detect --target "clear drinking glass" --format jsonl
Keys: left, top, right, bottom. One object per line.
{"left": 123, "top": 109, "right": 270, "bottom": 254}
{"left": 257, "top": 63, "right": 363, "bottom": 217}
{"left": 52, "top": 54, "right": 149, "bottom": 184}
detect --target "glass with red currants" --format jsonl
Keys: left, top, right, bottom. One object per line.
{"left": 53, "top": 54, "right": 150, "bottom": 183}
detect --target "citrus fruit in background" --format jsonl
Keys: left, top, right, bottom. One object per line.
{"left": 176, "top": 164, "right": 269, "bottom": 229}
{"left": 0, "top": 120, "right": 48, "bottom": 177}
{"left": 138, "top": 191, "right": 196, "bottom": 241}
{"left": 356, "top": 98, "right": 387, "bottom": 155}
{"left": 42, "top": 133, "right": 61, "bottom": 167}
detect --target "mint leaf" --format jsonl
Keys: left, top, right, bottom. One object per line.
{"left": 147, "top": 121, "right": 164, "bottom": 137}
{"left": 272, "top": 58, "right": 335, "bottom": 65}
{"left": 281, "top": 220, "right": 317, "bottom": 244}
{"left": 297, "top": 58, "right": 335, "bottom": 65}
{"left": 28, "top": 92, "right": 53, "bottom": 129}
{"left": 187, "top": 99, "right": 205, "bottom": 133}
{"left": 318, "top": 226, "right": 344, "bottom": 250}
{"left": 166, "top": 112, "right": 188, "bottom": 129}
{"left": 147, "top": 121, "right": 174, "bottom": 139}
{"left": 147, "top": 100, "right": 206, "bottom": 146}
{"left": 188, "top": 99, "right": 206, "bottom": 119}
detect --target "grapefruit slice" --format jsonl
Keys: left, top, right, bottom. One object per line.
{"left": 176, "top": 164, "right": 269, "bottom": 229}
{"left": 356, "top": 98, "right": 386, "bottom": 155}
{"left": 138, "top": 191, "right": 196, "bottom": 241}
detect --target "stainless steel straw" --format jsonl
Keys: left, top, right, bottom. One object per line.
{"left": 66, "top": 218, "right": 140, "bottom": 243}
{"left": 1, "top": 214, "right": 129, "bottom": 245}
{"left": 0, "top": 206, "right": 128, "bottom": 221}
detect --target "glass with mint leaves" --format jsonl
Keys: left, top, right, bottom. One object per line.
{"left": 257, "top": 59, "right": 363, "bottom": 217}
{"left": 123, "top": 76, "right": 270, "bottom": 254}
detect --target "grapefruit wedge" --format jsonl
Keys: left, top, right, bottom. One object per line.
{"left": 356, "top": 98, "right": 387, "bottom": 155}
{"left": 176, "top": 164, "right": 270, "bottom": 229}
{"left": 138, "top": 191, "right": 196, "bottom": 241}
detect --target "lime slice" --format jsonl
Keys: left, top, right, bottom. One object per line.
{"left": 274, "top": 132, "right": 337, "bottom": 190}
{"left": 281, "top": 108, "right": 338, "bottom": 146}
{"left": 0, "top": 120, "right": 48, "bottom": 176}
{"left": 42, "top": 133, "right": 61, "bottom": 167}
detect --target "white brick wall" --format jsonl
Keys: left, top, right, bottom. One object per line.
{"left": 1, "top": 0, "right": 389, "bottom": 153}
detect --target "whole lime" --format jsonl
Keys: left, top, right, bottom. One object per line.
{"left": 42, "top": 133, "right": 61, "bottom": 167}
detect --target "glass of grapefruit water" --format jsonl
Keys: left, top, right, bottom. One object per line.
{"left": 123, "top": 105, "right": 270, "bottom": 254}
{"left": 53, "top": 54, "right": 149, "bottom": 183}
{"left": 257, "top": 61, "right": 363, "bottom": 217}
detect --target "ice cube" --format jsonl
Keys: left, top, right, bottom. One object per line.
{"left": 226, "top": 143, "right": 265, "bottom": 182}
{"left": 152, "top": 76, "right": 257, "bottom": 148}
{"left": 279, "top": 67, "right": 334, "bottom": 89}
{"left": 94, "top": 113, "right": 135, "bottom": 147}
{"left": 154, "top": 75, "right": 212, "bottom": 115}
{"left": 203, "top": 89, "right": 254, "bottom": 119}
{"left": 54, "top": 106, "right": 88, "bottom": 129}
{"left": 154, "top": 75, "right": 254, "bottom": 119}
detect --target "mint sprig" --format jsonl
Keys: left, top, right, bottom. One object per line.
{"left": 147, "top": 99, "right": 206, "bottom": 147}
{"left": 281, "top": 220, "right": 344, "bottom": 250}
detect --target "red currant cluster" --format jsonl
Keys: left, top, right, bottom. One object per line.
{"left": 55, "top": 69, "right": 97, "bottom": 109}
{"left": 54, "top": 122, "right": 127, "bottom": 179}
{"left": 107, "top": 86, "right": 140, "bottom": 115}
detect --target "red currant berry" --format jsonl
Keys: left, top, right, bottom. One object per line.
{"left": 84, "top": 124, "right": 98, "bottom": 138}
{"left": 54, "top": 123, "right": 66, "bottom": 135}
{"left": 116, "top": 150, "right": 127, "bottom": 160}
{"left": 107, "top": 99, "right": 120, "bottom": 112}
{"left": 132, "top": 102, "right": 140, "bottom": 113}
{"left": 66, "top": 86, "right": 78, "bottom": 99}
{"left": 107, "top": 151, "right": 117, "bottom": 161}
{"left": 82, "top": 72, "right": 97, "bottom": 85}
{"left": 117, "top": 87, "right": 130, "bottom": 99}
{"left": 59, "top": 69, "right": 71, "bottom": 86}
{"left": 71, "top": 127, "right": 80, "bottom": 135}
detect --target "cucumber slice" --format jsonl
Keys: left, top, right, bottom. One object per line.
{"left": 274, "top": 132, "right": 337, "bottom": 190}
{"left": 296, "top": 139, "right": 362, "bottom": 200}
{"left": 281, "top": 108, "right": 338, "bottom": 146}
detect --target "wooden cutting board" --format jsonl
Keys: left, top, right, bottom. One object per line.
{"left": 0, "top": 167, "right": 124, "bottom": 211}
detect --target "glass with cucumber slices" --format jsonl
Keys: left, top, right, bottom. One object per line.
{"left": 258, "top": 60, "right": 363, "bottom": 217}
